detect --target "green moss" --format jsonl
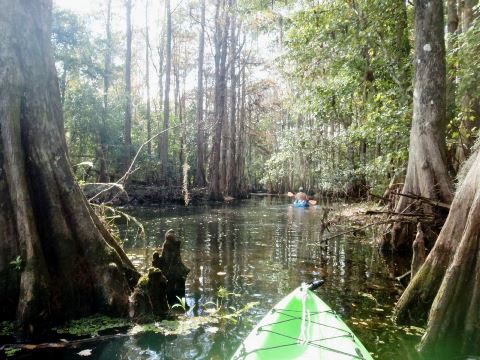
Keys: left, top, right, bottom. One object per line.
{"left": 137, "top": 268, "right": 162, "bottom": 288}
{"left": 4, "top": 347, "right": 21, "bottom": 358}
{"left": 54, "top": 315, "right": 132, "bottom": 336}
{"left": 137, "top": 274, "right": 149, "bottom": 287}
{"left": 0, "top": 321, "right": 14, "bottom": 336}
{"left": 147, "top": 267, "right": 162, "bottom": 274}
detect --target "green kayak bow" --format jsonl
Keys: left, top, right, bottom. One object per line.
{"left": 231, "top": 281, "right": 373, "bottom": 360}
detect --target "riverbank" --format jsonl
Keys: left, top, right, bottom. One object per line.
{"left": 82, "top": 183, "right": 209, "bottom": 205}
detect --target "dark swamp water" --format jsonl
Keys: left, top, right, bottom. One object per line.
{"left": 5, "top": 195, "right": 431, "bottom": 360}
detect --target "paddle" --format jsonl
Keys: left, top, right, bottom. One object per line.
{"left": 307, "top": 279, "right": 325, "bottom": 291}
{"left": 287, "top": 191, "right": 317, "bottom": 206}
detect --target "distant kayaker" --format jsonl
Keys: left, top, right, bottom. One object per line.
{"left": 293, "top": 187, "right": 309, "bottom": 207}
{"left": 295, "top": 187, "right": 308, "bottom": 202}
{"left": 287, "top": 188, "right": 317, "bottom": 207}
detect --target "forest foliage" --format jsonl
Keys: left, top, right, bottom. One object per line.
{"left": 53, "top": 0, "right": 479, "bottom": 198}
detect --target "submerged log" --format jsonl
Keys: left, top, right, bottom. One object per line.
{"left": 152, "top": 230, "right": 190, "bottom": 305}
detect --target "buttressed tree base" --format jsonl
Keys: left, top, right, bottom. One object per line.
{"left": 0, "top": 0, "right": 139, "bottom": 337}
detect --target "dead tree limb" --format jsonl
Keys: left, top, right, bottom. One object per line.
{"left": 321, "top": 220, "right": 395, "bottom": 243}
{"left": 365, "top": 210, "right": 434, "bottom": 218}
{"left": 390, "top": 191, "right": 451, "bottom": 210}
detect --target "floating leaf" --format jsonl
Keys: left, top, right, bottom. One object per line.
{"left": 78, "top": 349, "right": 93, "bottom": 356}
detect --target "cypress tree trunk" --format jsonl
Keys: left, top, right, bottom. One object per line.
{"left": 236, "top": 60, "right": 248, "bottom": 195}
{"left": 383, "top": 0, "right": 452, "bottom": 251}
{"left": 0, "top": 0, "right": 139, "bottom": 336}
{"left": 400, "top": 148, "right": 480, "bottom": 357}
{"left": 157, "top": 5, "right": 166, "bottom": 172}
{"left": 145, "top": 0, "right": 151, "bottom": 157}
{"left": 226, "top": 0, "right": 238, "bottom": 197}
{"left": 124, "top": 0, "right": 133, "bottom": 170}
{"left": 98, "top": 0, "right": 113, "bottom": 183}
{"left": 208, "top": 0, "right": 229, "bottom": 201}
{"left": 159, "top": 0, "right": 172, "bottom": 185}
{"left": 195, "top": 0, "right": 206, "bottom": 187}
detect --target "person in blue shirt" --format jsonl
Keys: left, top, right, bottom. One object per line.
{"left": 293, "top": 187, "right": 309, "bottom": 207}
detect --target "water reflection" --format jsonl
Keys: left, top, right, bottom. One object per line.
{"left": 116, "top": 196, "right": 421, "bottom": 360}
{"left": 17, "top": 196, "right": 424, "bottom": 359}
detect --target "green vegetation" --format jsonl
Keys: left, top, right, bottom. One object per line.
{"left": 54, "top": 315, "right": 132, "bottom": 336}
{"left": 0, "top": 321, "right": 14, "bottom": 336}
{"left": 262, "top": 1, "right": 412, "bottom": 195}
{"left": 9, "top": 256, "right": 23, "bottom": 272}
{"left": 1, "top": 0, "right": 480, "bottom": 357}
{"left": 52, "top": 288, "right": 258, "bottom": 338}
{"left": 50, "top": 1, "right": 479, "bottom": 199}
{"left": 3, "top": 347, "right": 21, "bottom": 358}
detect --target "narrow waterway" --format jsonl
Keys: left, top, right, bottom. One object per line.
{"left": 15, "top": 196, "right": 425, "bottom": 359}
{"left": 114, "top": 195, "right": 420, "bottom": 360}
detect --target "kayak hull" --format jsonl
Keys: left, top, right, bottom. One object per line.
{"left": 293, "top": 203, "right": 309, "bottom": 208}
{"left": 231, "top": 285, "right": 373, "bottom": 360}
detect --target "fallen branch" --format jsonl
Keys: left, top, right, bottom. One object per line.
{"left": 88, "top": 124, "right": 182, "bottom": 202}
{"left": 390, "top": 191, "right": 451, "bottom": 210}
{"left": 365, "top": 210, "right": 434, "bottom": 218}
{"left": 395, "top": 270, "right": 411, "bottom": 282}
{"left": 321, "top": 220, "right": 395, "bottom": 243}
{"left": 369, "top": 192, "right": 392, "bottom": 203}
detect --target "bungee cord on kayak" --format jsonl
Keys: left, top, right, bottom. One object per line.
{"left": 231, "top": 284, "right": 373, "bottom": 360}
{"left": 232, "top": 310, "right": 367, "bottom": 359}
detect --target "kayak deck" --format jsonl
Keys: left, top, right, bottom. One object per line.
{"left": 231, "top": 285, "right": 373, "bottom": 360}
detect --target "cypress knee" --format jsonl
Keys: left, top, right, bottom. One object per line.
{"left": 152, "top": 229, "right": 190, "bottom": 305}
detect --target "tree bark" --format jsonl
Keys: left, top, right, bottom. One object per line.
{"left": 394, "top": 148, "right": 480, "bottom": 326}
{"left": 195, "top": 0, "right": 206, "bottom": 187}
{"left": 152, "top": 230, "right": 190, "bottom": 305}
{"left": 384, "top": 0, "right": 452, "bottom": 251}
{"left": 159, "top": 0, "right": 172, "bottom": 185}
{"left": 124, "top": 0, "right": 133, "bottom": 170}
{"left": 412, "top": 149, "right": 480, "bottom": 357}
{"left": 236, "top": 61, "right": 247, "bottom": 195}
{"left": 0, "top": 0, "right": 139, "bottom": 336}
{"left": 208, "top": 0, "right": 229, "bottom": 201}
{"left": 411, "top": 223, "right": 426, "bottom": 278}
{"left": 145, "top": 0, "right": 151, "bottom": 157}
{"left": 156, "top": 4, "right": 166, "bottom": 167}
{"left": 98, "top": 0, "right": 113, "bottom": 183}
{"left": 226, "top": 0, "right": 238, "bottom": 197}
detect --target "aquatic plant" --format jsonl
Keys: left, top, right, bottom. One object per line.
{"left": 54, "top": 315, "right": 133, "bottom": 336}
{"left": 170, "top": 296, "right": 191, "bottom": 312}
{"left": 4, "top": 347, "right": 21, "bottom": 358}
{"left": 0, "top": 321, "right": 14, "bottom": 336}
